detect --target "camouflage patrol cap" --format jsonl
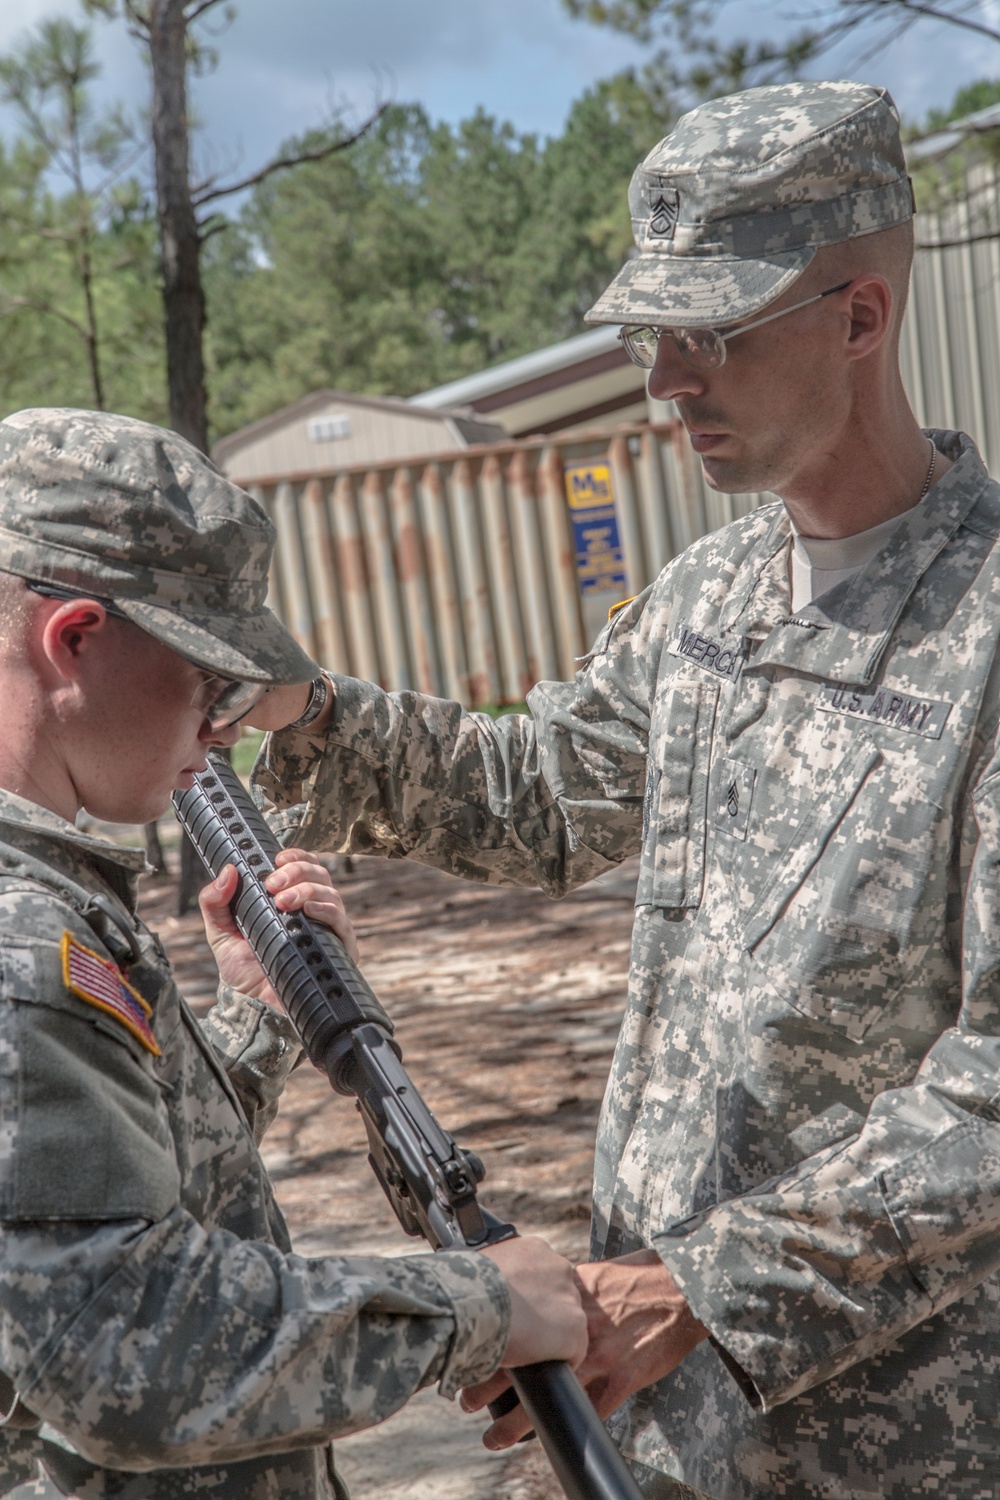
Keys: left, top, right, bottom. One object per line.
{"left": 0, "top": 407, "right": 317, "bottom": 683}
{"left": 586, "top": 80, "right": 914, "bottom": 329}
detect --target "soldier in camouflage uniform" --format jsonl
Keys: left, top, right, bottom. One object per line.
{"left": 0, "top": 407, "right": 586, "bottom": 1499}
{"left": 249, "top": 83, "right": 1000, "bottom": 1499}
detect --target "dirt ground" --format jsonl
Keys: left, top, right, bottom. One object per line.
{"left": 139, "top": 845, "right": 640, "bottom": 1500}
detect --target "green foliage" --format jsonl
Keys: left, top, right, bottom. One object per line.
{"left": 204, "top": 81, "right": 670, "bottom": 437}
{"left": 564, "top": 1, "right": 1000, "bottom": 236}
{"left": 909, "top": 76, "right": 1000, "bottom": 216}
{"left": 564, "top": 0, "right": 670, "bottom": 44}
{"left": 924, "top": 78, "right": 1000, "bottom": 133}
{"left": 0, "top": 9, "right": 674, "bottom": 439}
{"left": 475, "top": 701, "right": 530, "bottom": 719}
{"left": 0, "top": 175, "right": 165, "bottom": 420}
{"left": 232, "top": 729, "right": 264, "bottom": 778}
{"left": 0, "top": 17, "right": 165, "bottom": 423}
{"left": 9, "top": 0, "right": 1000, "bottom": 440}
{"left": 563, "top": 0, "right": 823, "bottom": 108}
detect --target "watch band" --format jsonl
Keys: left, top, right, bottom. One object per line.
{"left": 287, "top": 672, "right": 332, "bottom": 731}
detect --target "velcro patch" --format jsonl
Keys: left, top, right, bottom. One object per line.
{"left": 669, "top": 623, "right": 749, "bottom": 681}
{"left": 818, "top": 685, "right": 952, "bottom": 740}
{"left": 61, "top": 933, "right": 161, "bottom": 1056}
{"left": 715, "top": 759, "right": 756, "bottom": 841}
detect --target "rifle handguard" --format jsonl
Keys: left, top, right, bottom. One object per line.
{"left": 173, "top": 758, "right": 393, "bottom": 1092}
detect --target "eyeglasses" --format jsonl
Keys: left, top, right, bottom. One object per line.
{"left": 25, "top": 579, "right": 265, "bottom": 730}
{"left": 618, "top": 280, "right": 854, "bottom": 371}
{"left": 187, "top": 675, "right": 265, "bottom": 731}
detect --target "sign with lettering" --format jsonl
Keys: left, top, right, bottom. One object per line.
{"left": 564, "top": 461, "right": 628, "bottom": 596}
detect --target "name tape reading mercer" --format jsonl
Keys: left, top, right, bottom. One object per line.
{"left": 669, "top": 625, "right": 749, "bottom": 681}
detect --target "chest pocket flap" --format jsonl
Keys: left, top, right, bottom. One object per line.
{"left": 0, "top": 939, "right": 180, "bottom": 1223}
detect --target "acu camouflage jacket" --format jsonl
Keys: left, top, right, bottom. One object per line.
{"left": 256, "top": 430, "right": 1000, "bottom": 1500}
{"left": 0, "top": 795, "right": 509, "bottom": 1500}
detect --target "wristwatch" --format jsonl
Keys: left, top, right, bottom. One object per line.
{"left": 287, "top": 672, "right": 332, "bottom": 731}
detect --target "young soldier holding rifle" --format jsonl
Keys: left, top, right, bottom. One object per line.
{"left": 0, "top": 407, "right": 585, "bottom": 1499}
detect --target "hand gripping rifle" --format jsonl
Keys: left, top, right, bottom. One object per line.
{"left": 173, "top": 753, "right": 643, "bottom": 1500}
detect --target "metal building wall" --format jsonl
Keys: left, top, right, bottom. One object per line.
{"left": 252, "top": 421, "right": 770, "bottom": 704}
{"left": 903, "top": 161, "right": 1000, "bottom": 470}
{"left": 254, "top": 169, "right": 1000, "bottom": 705}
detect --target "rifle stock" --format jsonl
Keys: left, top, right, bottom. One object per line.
{"left": 173, "top": 752, "right": 642, "bottom": 1500}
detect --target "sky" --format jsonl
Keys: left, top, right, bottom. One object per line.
{"left": 0, "top": 0, "right": 999, "bottom": 207}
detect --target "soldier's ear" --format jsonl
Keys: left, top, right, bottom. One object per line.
{"left": 39, "top": 599, "right": 111, "bottom": 680}
{"left": 844, "top": 273, "right": 893, "bottom": 360}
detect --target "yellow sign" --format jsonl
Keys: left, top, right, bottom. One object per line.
{"left": 565, "top": 462, "right": 614, "bottom": 510}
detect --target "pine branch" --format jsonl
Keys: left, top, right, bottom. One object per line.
{"left": 0, "top": 294, "right": 88, "bottom": 337}
{"left": 191, "top": 103, "right": 386, "bottom": 208}
{"left": 860, "top": 0, "right": 1000, "bottom": 44}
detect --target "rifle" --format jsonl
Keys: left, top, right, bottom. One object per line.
{"left": 173, "top": 752, "right": 643, "bottom": 1500}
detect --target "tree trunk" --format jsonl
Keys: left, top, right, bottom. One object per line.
{"left": 147, "top": 0, "right": 211, "bottom": 911}
{"left": 147, "top": 0, "right": 208, "bottom": 453}
{"left": 79, "top": 237, "right": 106, "bottom": 410}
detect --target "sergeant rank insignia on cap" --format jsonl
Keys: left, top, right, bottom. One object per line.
{"left": 648, "top": 188, "right": 679, "bottom": 238}
{"left": 61, "top": 932, "right": 161, "bottom": 1055}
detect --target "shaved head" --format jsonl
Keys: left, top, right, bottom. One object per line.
{"left": 814, "top": 220, "right": 915, "bottom": 345}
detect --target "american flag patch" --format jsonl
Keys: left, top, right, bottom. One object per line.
{"left": 61, "top": 933, "right": 161, "bottom": 1056}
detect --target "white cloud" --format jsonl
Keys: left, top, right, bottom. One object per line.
{"left": 0, "top": 0, "right": 994, "bottom": 200}
{"left": 185, "top": 0, "right": 648, "bottom": 153}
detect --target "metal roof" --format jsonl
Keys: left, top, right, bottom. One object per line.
{"left": 213, "top": 386, "right": 501, "bottom": 464}
{"left": 411, "top": 326, "right": 621, "bottom": 410}
{"left": 907, "top": 101, "right": 1000, "bottom": 163}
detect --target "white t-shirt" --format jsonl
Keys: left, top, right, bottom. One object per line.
{"left": 789, "top": 509, "right": 910, "bottom": 612}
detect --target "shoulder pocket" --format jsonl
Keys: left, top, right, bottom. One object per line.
{"left": 1, "top": 940, "right": 179, "bottom": 1222}
{"left": 637, "top": 679, "right": 719, "bottom": 911}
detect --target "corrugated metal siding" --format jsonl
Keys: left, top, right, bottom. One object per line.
{"left": 254, "top": 421, "right": 772, "bottom": 703}
{"left": 256, "top": 169, "right": 1000, "bottom": 704}
{"left": 903, "top": 160, "right": 1000, "bottom": 469}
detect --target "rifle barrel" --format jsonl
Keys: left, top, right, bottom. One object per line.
{"left": 173, "top": 753, "right": 643, "bottom": 1500}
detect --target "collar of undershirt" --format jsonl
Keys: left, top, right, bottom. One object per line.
{"left": 789, "top": 506, "right": 912, "bottom": 572}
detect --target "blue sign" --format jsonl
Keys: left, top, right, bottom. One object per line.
{"left": 564, "top": 461, "right": 628, "bottom": 596}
